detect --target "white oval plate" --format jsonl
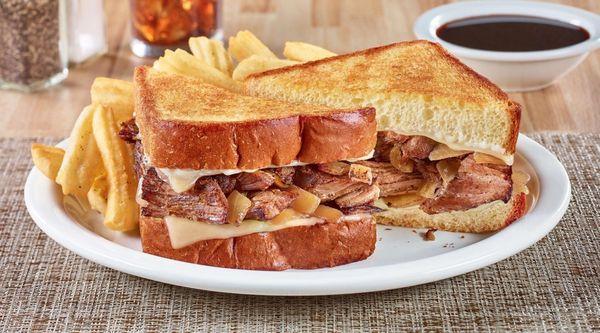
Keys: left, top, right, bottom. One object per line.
{"left": 24, "top": 134, "right": 570, "bottom": 296}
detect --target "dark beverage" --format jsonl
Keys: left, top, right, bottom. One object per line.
{"left": 130, "top": 0, "right": 221, "bottom": 57}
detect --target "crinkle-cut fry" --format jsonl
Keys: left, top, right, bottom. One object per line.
{"left": 153, "top": 49, "right": 243, "bottom": 93}
{"left": 90, "top": 77, "right": 134, "bottom": 124}
{"left": 56, "top": 105, "right": 106, "bottom": 199}
{"left": 92, "top": 104, "right": 139, "bottom": 231}
{"left": 31, "top": 143, "right": 65, "bottom": 181}
{"left": 88, "top": 174, "right": 108, "bottom": 214}
{"left": 228, "top": 30, "right": 277, "bottom": 62}
{"left": 233, "top": 55, "right": 299, "bottom": 81}
{"left": 189, "top": 36, "right": 233, "bottom": 75}
{"left": 283, "top": 41, "right": 337, "bottom": 62}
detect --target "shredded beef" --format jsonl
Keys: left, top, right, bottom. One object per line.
{"left": 141, "top": 168, "right": 229, "bottom": 223}
{"left": 335, "top": 185, "right": 380, "bottom": 208}
{"left": 213, "top": 174, "right": 236, "bottom": 196}
{"left": 357, "top": 161, "right": 424, "bottom": 196}
{"left": 421, "top": 155, "right": 512, "bottom": 214}
{"left": 373, "top": 131, "right": 410, "bottom": 161}
{"left": 246, "top": 189, "right": 298, "bottom": 220}
{"left": 270, "top": 167, "right": 295, "bottom": 185}
{"left": 317, "top": 162, "right": 350, "bottom": 176}
{"left": 236, "top": 171, "right": 275, "bottom": 191}
{"left": 119, "top": 119, "right": 138, "bottom": 143}
{"left": 294, "top": 166, "right": 367, "bottom": 201}
{"left": 340, "top": 204, "right": 384, "bottom": 215}
{"left": 402, "top": 136, "right": 436, "bottom": 160}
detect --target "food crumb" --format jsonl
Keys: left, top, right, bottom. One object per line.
{"left": 460, "top": 235, "right": 465, "bottom": 239}
{"left": 385, "top": 228, "right": 392, "bottom": 231}
{"left": 423, "top": 228, "right": 437, "bottom": 241}
{"left": 412, "top": 230, "right": 417, "bottom": 234}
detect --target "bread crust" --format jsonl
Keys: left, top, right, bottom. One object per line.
{"left": 134, "top": 67, "right": 376, "bottom": 170}
{"left": 246, "top": 40, "right": 522, "bottom": 157}
{"left": 140, "top": 215, "right": 376, "bottom": 270}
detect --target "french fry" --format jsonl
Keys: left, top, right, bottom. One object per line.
{"left": 153, "top": 49, "right": 243, "bottom": 93}
{"left": 31, "top": 144, "right": 65, "bottom": 181}
{"left": 55, "top": 105, "right": 105, "bottom": 199}
{"left": 232, "top": 55, "right": 299, "bottom": 81}
{"left": 189, "top": 36, "right": 234, "bottom": 75}
{"left": 90, "top": 78, "right": 134, "bottom": 124}
{"left": 87, "top": 174, "right": 108, "bottom": 214}
{"left": 283, "top": 41, "right": 337, "bottom": 62}
{"left": 228, "top": 30, "right": 277, "bottom": 62}
{"left": 92, "top": 104, "right": 139, "bottom": 231}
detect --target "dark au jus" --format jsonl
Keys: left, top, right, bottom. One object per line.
{"left": 436, "top": 15, "right": 590, "bottom": 52}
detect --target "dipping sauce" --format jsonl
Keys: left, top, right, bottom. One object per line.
{"left": 436, "top": 15, "right": 590, "bottom": 52}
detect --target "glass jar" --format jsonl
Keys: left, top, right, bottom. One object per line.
{"left": 0, "top": 0, "right": 68, "bottom": 91}
{"left": 67, "top": 0, "right": 108, "bottom": 65}
{"left": 129, "top": 0, "right": 222, "bottom": 58}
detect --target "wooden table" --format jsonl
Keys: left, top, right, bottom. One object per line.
{"left": 1, "top": 0, "right": 598, "bottom": 138}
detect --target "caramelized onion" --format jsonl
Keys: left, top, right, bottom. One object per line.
{"left": 312, "top": 205, "right": 343, "bottom": 223}
{"left": 384, "top": 193, "right": 425, "bottom": 208}
{"left": 436, "top": 158, "right": 461, "bottom": 186}
{"left": 349, "top": 164, "right": 373, "bottom": 184}
{"left": 429, "top": 144, "right": 469, "bottom": 161}
{"left": 289, "top": 186, "right": 321, "bottom": 214}
{"left": 389, "top": 145, "right": 414, "bottom": 173}
{"left": 473, "top": 152, "right": 506, "bottom": 165}
{"left": 269, "top": 208, "right": 304, "bottom": 224}
{"left": 373, "top": 198, "right": 389, "bottom": 210}
{"left": 227, "top": 190, "right": 252, "bottom": 224}
{"left": 418, "top": 181, "right": 438, "bottom": 198}
{"left": 317, "top": 162, "right": 349, "bottom": 176}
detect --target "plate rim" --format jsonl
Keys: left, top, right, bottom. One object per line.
{"left": 24, "top": 134, "right": 571, "bottom": 296}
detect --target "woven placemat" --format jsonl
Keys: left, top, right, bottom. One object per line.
{"left": 1, "top": 133, "right": 598, "bottom": 332}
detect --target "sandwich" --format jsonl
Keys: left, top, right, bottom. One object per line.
{"left": 122, "top": 66, "right": 380, "bottom": 270}
{"left": 244, "top": 40, "right": 529, "bottom": 233}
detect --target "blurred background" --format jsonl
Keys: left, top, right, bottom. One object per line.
{"left": 0, "top": 0, "right": 598, "bottom": 137}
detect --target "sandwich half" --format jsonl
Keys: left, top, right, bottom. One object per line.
{"left": 244, "top": 40, "right": 528, "bottom": 233}
{"left": 123, "top": 66, "right": 380, "bottom": 270}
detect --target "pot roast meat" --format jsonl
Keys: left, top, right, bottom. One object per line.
{"left": 421, "top": 155, "right": 512, "bottom": 214}
{"left": 335, "top": 184, "right": 380, "bottom": 208}
{"left": 294, "top": 166, "right": 367, "bottom": 201}
{"left": 141, "top": 168, "right": 229, "bottom": 223}
{"left": 373, "top": 131, "right": 409, "bottom": 161}
{"left": 270, "top": 167, "right": 295, "bottom": 185}
{"left": 213, "top": 174, "right": 237, "bottom": 196}
{"left": 317, "top": 162, "right": 350, "bottom": 176}
{"left": 236, "top": 171, "right": 275, "bottom": 191}
{"left": 357, "top": 161, "right": 424, "bottom": 196}
{"left": 246, "top": 189, "right": 298, "bottom": 220}
{"left": 118, "top": 118, "right": 138, "bottom": 143}
{"left": 340, "top": 204, "right": 384, "bottom": 215}
{"left": 402, "top": 136, "right": 436, "bottom": 160}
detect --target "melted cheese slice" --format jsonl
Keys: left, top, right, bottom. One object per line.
{"left": 156, "top": 150, "right": 375, "bottom": 193}
{"left": 165, "top": 216, "right": 324, "bottom": 249}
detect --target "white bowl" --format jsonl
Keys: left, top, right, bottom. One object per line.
{"left": 414, "top": 0, "right": 600, "bottom": 92}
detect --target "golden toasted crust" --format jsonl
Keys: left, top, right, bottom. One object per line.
{"left": 245, "top": 40, "right": 521, "bottom": 161}
{"left": 139, "top": 215, "right": 376, "bottom": 270}
{"left": 134, "top": 67, "right": 376, "bottom": 169}
{"left": 375, "top": 188, "right": 528, "bottom": 233}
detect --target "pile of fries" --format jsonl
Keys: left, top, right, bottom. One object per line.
{"left": 31, "top": 31, "right": 336, "bottom": 232}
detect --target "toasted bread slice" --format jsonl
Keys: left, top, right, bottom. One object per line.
{"left": 245, "top": 40, "right": 521, "bottom": 164}
{"left": 134, "top": 66, "right": 376, "bottom": 170}
{"left": 375, "top": 175, "right": 528, "bottom": 233}
{"left": 140, "top": 215, "right": 376, "bottom": 270}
